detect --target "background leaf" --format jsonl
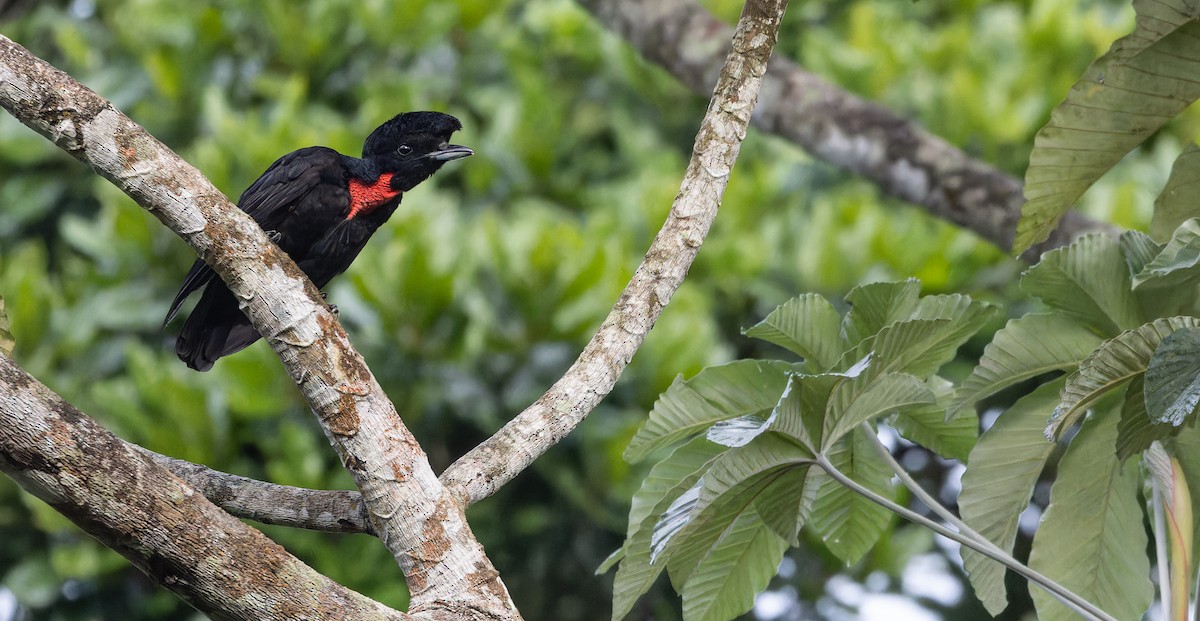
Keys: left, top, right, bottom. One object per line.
{"left": 1152, "top": 145, "right": 1200, "bottom": 241}
{"left": 625, "top": 361, "right": 795, "bottom": 462}
{"left": 1020, "top": 234, "right": 1142, "bottom": 335}
{"left": 679, "top": 508, "right": 788, "bottom": 621}
{"left": 950, "top": 312, "right": 1103, "bottom": 418}
{"left": 1048, "top": 316, "right": 1200, "bottom": 439}
{"left": 1014, "top": 0, "right": 1200, "bottom": 252}
{"left": 807, "top": 428, "right": 894, "bottom": 565}
{"left": 1145, "top": 326, "right": 1200, "bottom": 425}
{"left": 743, "top": 293, "right": 844, "bottom": 370}
{"left": 959, "top": 380, "right": 1062, "bottom": 615}
{"left": 1028, "top": 401, "right": 1153, "bottom": 621}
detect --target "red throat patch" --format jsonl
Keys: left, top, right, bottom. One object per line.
{"left": 346, "top": 172, "right": 399, "bottom": 219}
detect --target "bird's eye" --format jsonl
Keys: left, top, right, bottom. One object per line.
{"left": 397, "top": 144, "right": 413, "bottom": 156}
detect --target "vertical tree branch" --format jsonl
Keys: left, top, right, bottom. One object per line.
{"left": 0, "top": 355, "right": 407, "bottom": 621}
{"left": 441, "top": 0, "right": 790, "bottom": 504}
{"left": 0, "top": 36, "right": 515, "bottom": 618}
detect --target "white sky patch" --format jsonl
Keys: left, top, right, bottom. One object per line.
{"left": 860, "top": 594, "right": 941, "bottom": 621}
{"left": 902, "top": 554, "right": 963, "bottom": 606}
{"left": 0, "top": 588, "right": 16, "bottom": 621}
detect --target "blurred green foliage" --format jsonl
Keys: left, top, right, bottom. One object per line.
{"left": 0, "top": 0, "right": 1181, "bottom": 619}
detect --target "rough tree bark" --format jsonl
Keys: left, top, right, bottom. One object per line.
{"left": 0, "top": 34, "right": 517, "bottom": 620}
{"left": 0, "top": 355, "right": 406, "bottom": 621}
{"left": 0, "top": 0, "right": 789, "bottom": 616}
{"left": 575, "top": 0, "right": 1111, "bottom": 255}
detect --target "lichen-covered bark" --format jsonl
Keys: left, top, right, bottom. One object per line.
{"left": 140, "top": 447, "right": 375, "bottom": 535}
{"left": 441, "top": 0, "right": 790, "bottom": 504}
{"left": 575, "top": 0, "right": 1111, "bottom": 255}
{"left": 0, "top": 355, "right": 406, "bottom": 621}
{"left": 0, "top": 35, "right": 515, "bottom": 619}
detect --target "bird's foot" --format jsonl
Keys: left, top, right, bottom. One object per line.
{"left": 265, "top": 229, "right": 282, "bottom": 243}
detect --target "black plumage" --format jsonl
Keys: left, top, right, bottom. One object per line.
{"left": 165, "top": 111, "right": 471, "bottom": 371}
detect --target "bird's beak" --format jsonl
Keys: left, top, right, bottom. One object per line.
{"left": 428, "top": 144, "right": 474, "bottom": 161}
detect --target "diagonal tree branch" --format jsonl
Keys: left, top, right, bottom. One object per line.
{"left": 137, "top": 447, "right": 375, "bottom": 535}
{"left": 441, "top": 0, "right": 789, "bottom": 505}
{"left": 575, "top": 0, "right": 1112, "bottom": 255}
{"left": 0, "top": 35, "right": 515, "bottom": 618}
{"left": 0, "top": 354, "right": 405, "bottom": 620}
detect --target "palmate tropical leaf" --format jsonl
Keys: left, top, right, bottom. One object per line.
{"left": 841, "top": 279, "right": 921, "bottom": 346}
{"left": 1028, "top": 401, "right": 1153, "bottom": 621}
{"left": 1048, "top": 317, "right": 1200, "bottom": 439}
{"left": 1145, "top": 326, "right": 1200, "bottom": 425}
{"left": 822, "top": 372, "right": 935, "bottom": 450}
{"left": 611, "top": 444, "right": 719, "bottom": 621}
{"left": 625, "top": 360, "right": 796, "bottom": 462}
{"left": 743, "top": 293, "right": 844, "bottom": 370}
{"left": 949, "top": 313, "right": 1104, "bottom": 418}
{"left": 1013, "top": 0, "right": 1200, "bottom": 252}
{"left": 1120, "top": 230, "right": 1163, "bottom": 277}
{"left": 1115, "top": 375, "right": 1174, "bottom": 460}
{"left": 892, "top": 377, "right": 977, "bottom": 462}
{"left": 1020, "top": 234, "right": 1141, "bottom": 336}
{"left": 807, "top": 427, "right": 895, "bottom": 565}
{"left": 1152, "top": 145, "right": 1200, "bottom": 241}
{"left": 959, "top": 380, "right": 1063, "bottom": 615}
{"left": 1133, "top": 219, "right": 1200, "bottom": 291}
{"left": 680, "top": 507, "right": 789, "bottom": 621}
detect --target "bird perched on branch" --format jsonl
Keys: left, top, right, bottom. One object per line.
{"left": 164, "top": 111, "right": 472, "bottom": 371}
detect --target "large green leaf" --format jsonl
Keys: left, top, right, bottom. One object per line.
{"left": 1152, "top": 145, "right": 1200, "bottom": 241}
{"left": 624, "top": 438, "right": 726, "bottom": 542}
{"left": 658, "top": 435, "right": 810, "bottom": 588}
{"left": 1028, "top": 402, "right": 1153, "bottom": 621}
{"left": 1120, "top": 230, "right": 1164, "bottom": 277}
{"left": 959, "top": 380, "right": 1062, "bottom": 615}
{"left": 1014, "top": 0, "right": 1200, "bottom": 253}
{"left": 1115, "top": 374, "right": 1174, "bottom": 460}
{"left": 751, "top": 466, "right": 811, "bottom": 545}
{"left": 1133, "top": 218, "right": 1200, "bottom": 291}
{"left": 807, "top": 427, "right": 894, "bottom": 565}
{"left": 841, "top": 279, "right": 921, "bottom": 346}
{"left": 1145, "top": 326, "right": 1200, "bottom": 425}
{"left": 625, "top": 360, "right": 795, "bottom": 462}
{"left": 0, "top": 295, "right": 12, "bottom": 357}
{"left": 1049, "top": 316, "right": 1200, "bottom": 439}
{"left": 1020, "top": 234, "right": 1142, "bottom": 335}
{"left": 892, "top": 377, "right": 977, "bottom": 462}
{"left": 679, "top": 508, "right": 789, "bottom": 621}
{"left": 823, "top": 372, "right": 935, "bottom": 450}
{"left": 950, "top": 313, "right": 1104, "bottom": 418}
{"left": 743, "top": 293, "right": 844, "bottom": 370}
{"left": 611, "top": 447, "right": 717, "bottom": 620}
{"left": 768, "top": 372, "right": 844, "bottom": 451}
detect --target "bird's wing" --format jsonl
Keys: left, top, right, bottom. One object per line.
{"left": 163, "top": 146, "right": 348, "bottom": 325}
{"left": 238, "top": 146, "right": 346, "bottom": 231}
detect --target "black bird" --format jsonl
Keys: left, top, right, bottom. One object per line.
{"left": 164, "top": 111, "right": 472, "bottom": 371}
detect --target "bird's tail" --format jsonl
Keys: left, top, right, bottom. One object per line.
{"left": 175, "top": 284, "right": 262, "bottom": 371}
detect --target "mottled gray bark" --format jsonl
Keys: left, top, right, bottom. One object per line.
{"left": 576, "top": 0, "right": 1111, "bottom": 255}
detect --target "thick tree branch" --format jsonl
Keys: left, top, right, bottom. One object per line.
{"left": 0, "top": 355, "right": 405, "bottom": 620}
{"left": 441, "top": 0, "right": 789, "bottom": 504}
{"left": 137, "top": 447, "right": 375, "bottom": 535}
{"left": 0, "top": 35, "right": 515, "bottom": 618}
{"left": 575, "top": 0, "right": 1112, "bottom": 255}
